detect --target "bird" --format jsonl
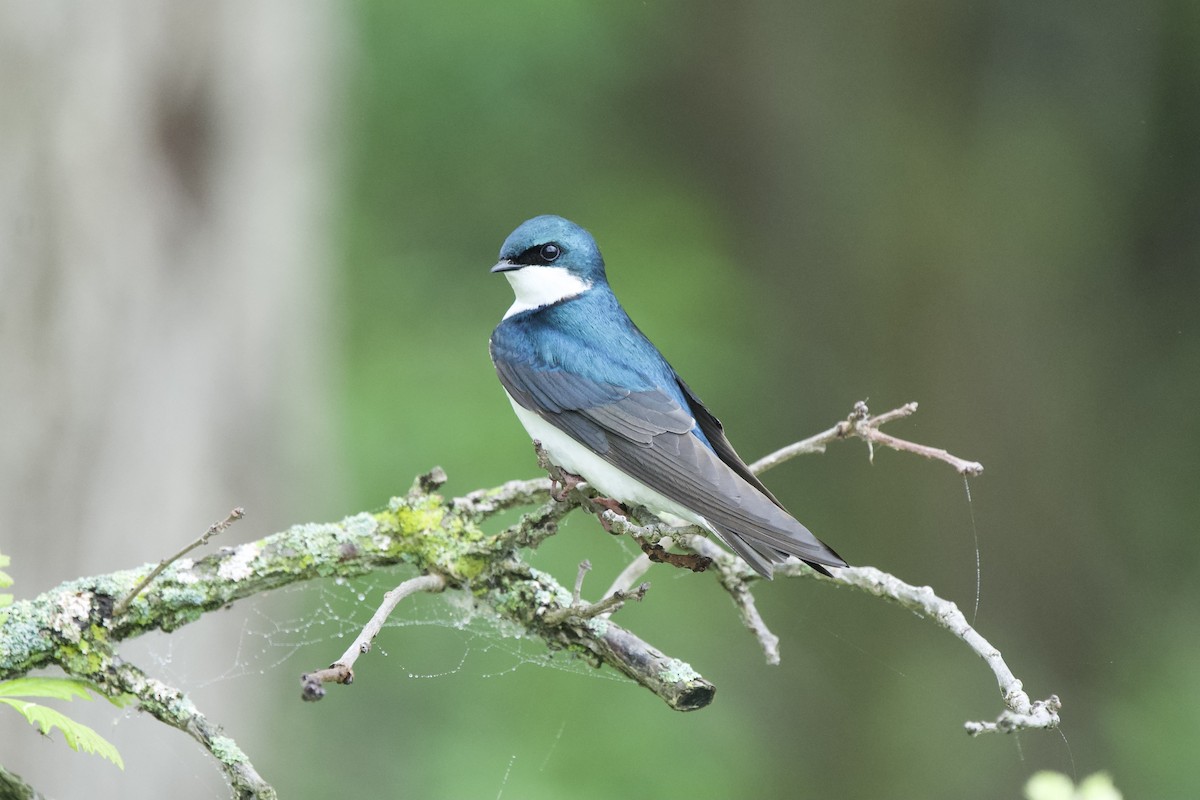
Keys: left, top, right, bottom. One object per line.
{"left": 488, "top": 215, "right": 846, "bottom": 579}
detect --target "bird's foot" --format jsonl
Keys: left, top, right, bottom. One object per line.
{"left": 549, "top": 469, "right": 584, "bottom": 502}
{"left": 637, "top": 539, "right": 712, "bottom": 573}
{"left": 591, "top": 497, "right": 629, "bottom": 532}
{"left": 533, "top": 441, "right": 584, "bottom": 502}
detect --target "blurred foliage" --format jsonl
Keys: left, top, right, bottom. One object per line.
{"left": 277, "top": 1, "right": 1200, "bottom": 797}
{"left": 1026, "top": 771, "right": 1122, "bottom": 800}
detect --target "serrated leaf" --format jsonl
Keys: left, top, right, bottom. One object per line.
{"left": 0, "top": 677, "right": 100, "bottom": 702}
{"left": 0, "top": 677, "right": 133, "bottom": 709}
{"left": 0, "top": 698, "right": 124, "bottom": 769}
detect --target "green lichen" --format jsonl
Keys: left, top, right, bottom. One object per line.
{"left": 55, "top": 638, "right": 111, "bottom": 677}
{"left": 391, "top": 499, "right": 446, "bottom": 536}
{"left": 209, "top": 735, "right": 249, "bottom": 765}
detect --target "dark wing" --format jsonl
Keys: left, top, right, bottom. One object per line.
{"left": 674, "top": 376, "right": 786, "bottom": 507}
{"left": 493, "top": 353, "right": 846, "bottom": 578}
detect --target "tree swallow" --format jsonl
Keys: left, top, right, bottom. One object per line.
{"left": 488, "top": 215, "right": 846, "bottom": 579}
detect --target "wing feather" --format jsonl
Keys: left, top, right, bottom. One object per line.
{"left": 491, "top": 345, "right": 845, "bottom": 576}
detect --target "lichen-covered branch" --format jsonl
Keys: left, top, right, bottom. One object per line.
{"left": 109, "top": 662, "right": 277, "bottom": 799}
{"left": 0, "top": 399, "right": 1057, "bottom": 799}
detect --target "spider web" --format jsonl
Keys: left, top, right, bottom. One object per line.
{"left": 133, "top": 571, "right": 630, "bottom": 692}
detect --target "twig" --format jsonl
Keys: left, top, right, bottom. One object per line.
{"left": 300, "top": 573, "right": 447, "bottom": 700}
{"left": 452, "top": 476, "right": 552, "bottom": 519}
{"left": 111, "top": 661, "right": 276, "bottom": 799}
{"left": 964, "top": 695, "right": 1063, "bottom": 735}
{"left": 572, "top": 560, "right": 592, "bottom": 605}
{"left": 113, "top": 507, "right": 245, "bottom": 617}
{"left": 601, "top": 554, "right": 653, "bottom": 608}
{"left": 685, "top": 535, "right": 781, "bottom": 664}
{"left": 542, "top": 581, "right": 649, "bottom": 626}
{"left": 674, "top": 533, "right": 1059, "bottom": 732}
{"left": 785, "top": 561, "right": 1059, "bottom": 735}
{"left": 564, "top": 401, "right": 992, "bottom": 679}
{"left": 749, "top": 401, "right": 983, "bottom": 476}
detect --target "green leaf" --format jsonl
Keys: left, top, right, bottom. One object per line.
{"left": 0, "top": 677, "right": 134, "bottom": 708}
{"left": 0, "top": 549, "right": 12, "bottom": 589}
{"left": 0, "top": 697, "right": 124, "bottom": 769}
{"left": 1, "top": 550, "right": 12, "bottom": 620}
{"left": 1025, "top": 771, "right": 1124, "bottom": 800}
{"left": 0, "top": 677, "right": 103, "bottom": 703}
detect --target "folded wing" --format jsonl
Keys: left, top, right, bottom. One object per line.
{"left": 492, "top": 352, "right": 846, "bottom": 577}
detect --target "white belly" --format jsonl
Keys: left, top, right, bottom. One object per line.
{"left": 506, "top": 393, "right": 711, "bottom": 531}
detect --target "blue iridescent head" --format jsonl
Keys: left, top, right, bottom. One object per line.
{"left": 492, "top": 215, "right": 607, "bottom": 284}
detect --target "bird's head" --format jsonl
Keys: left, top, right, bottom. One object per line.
{"left": 491, "top": 215, "right": 607, "bottom": 316}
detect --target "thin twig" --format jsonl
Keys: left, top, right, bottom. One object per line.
{"left": 542, "top": 582, "right": 650, "bottom": 626}
{"left": 749, "top": 401, "right": 983, "bottom": 476}
{"left": 601, "top": 554, "right": 653, "bottom": 609}
{"left": 782, "top": 560, "right": 1058, "bottom": 735}
{"left": 963, "top": 696, "right": 1063, "bottom": 735}
{"left": 300, "top": 573, "right": 447, "bottom": 700}
{"left": 685, "top": 536, "right": 781, "bottom": 663}
{"left": 114, "top": 507, "right": 245, "bottom": 617}
{"left": 589, "top": 401, "right": 986, "bottom": 669}
{"left": 572, "top": 560, "right": 592, "bottom": 605}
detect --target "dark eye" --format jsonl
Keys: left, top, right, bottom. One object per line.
{"left": 539, "top": 243, "right": 561, "bottom": 263}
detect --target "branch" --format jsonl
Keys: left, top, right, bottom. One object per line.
{"left": 300, "top": 573, "right": 447, "bottom": 700}
{"left": 1, "top": 471, "right": 711, "bottom": 714}
{"left": 0, "top": 399, "right": 1057, "bottom": 800}
{"left": 750, "top": 400, "right": 984, "bottom": 476}
{"left": 792, "top": 563, "right": 1059, "bottom": 734}
{"left": 110, "top": 661, "right": 276, "bottom": 799}
{"left": 597, "top": 401, "right": 1054, "bottom": 733}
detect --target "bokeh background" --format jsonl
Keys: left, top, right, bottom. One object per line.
{"left": 2, "top": 1, "right": 1197, "bottom": 798}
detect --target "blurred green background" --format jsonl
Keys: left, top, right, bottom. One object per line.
{"left": 325, "top": 2, "right": 1198, "bottom": 796}
{"left": 4, "top": 1, "right": 1198, "bottom": 798}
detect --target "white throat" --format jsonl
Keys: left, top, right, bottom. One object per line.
{"left": 500, "top": 265, "right": 592, "bottom": 319}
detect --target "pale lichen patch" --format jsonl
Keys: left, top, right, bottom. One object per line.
{"left": 217, "top": 543, "right": 261, "bottom": 582}
{"left": 658, "top": 658, "right": 701, "bottom": 684}
{"left": 342, "top": 512, "right": 377, "bottom": 539}
{"left": 50, "top": 591, "right": 93, "bottom": 643}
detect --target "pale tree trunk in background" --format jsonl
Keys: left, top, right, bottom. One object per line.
{"left": 0, "top": 3, "right": 342, "bottom": 797}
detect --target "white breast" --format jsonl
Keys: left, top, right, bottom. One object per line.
{"left": 505, "top": 392, "right": 711, "bottom": 532}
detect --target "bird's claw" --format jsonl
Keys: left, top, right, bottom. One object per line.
{"left": 550, "top": 470, "right": 584, "bottom": 502}
{"left": 591, "top": 497, "right": 628, "bottom": 532}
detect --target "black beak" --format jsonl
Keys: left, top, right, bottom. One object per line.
{"left": 490, "top": 260, "right": 521, "bottom": 274}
